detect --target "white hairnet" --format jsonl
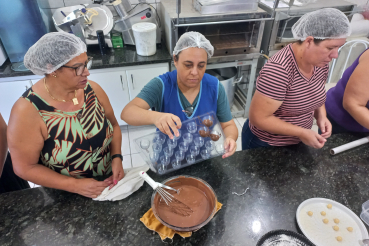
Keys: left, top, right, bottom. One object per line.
{"left": 292, "top": 8, "right": 351, "bottom": 41}
{"left": 173, "top": 32, "right": 214, "bottom": 58}
{"left": 24, "top": 32, "right": 87, "bottom": 75}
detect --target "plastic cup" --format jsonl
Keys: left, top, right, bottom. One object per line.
{"left": 179, "top": 142, "right": 189, "bottom": 152}
{"left": 201, "top": 149, "right": 211, "bottom": 159}
{"left": 167, "top": 138, "right": 177, "bottom": 150}
{"left": 186, "top": 154, "right": 196, "bottom": 164}
{"left": 150, "top": 151, "right": 160, "bottom": 163}
{"left": 140, "top": 139, "right": 150, "bottom": 150}
{"left": 215, "top": 143, "right": 225, "bottom": 154}
{"left": 183, "top": 133, "right": 193, "bottom": 144}
{"left": 153, "top": 133, "right": 166, "bottom": 145}
{"left": 157, "top": 163, "right": 166, "bottom": 174}
{"left": 210, "top": 130, "right": 221, "bottom": 142}
{"left": 171, "top": 159, "right": 181, "bottom": 170}
{"left": 186, "top": 122, "right": 197, "bottom": 134}
{"left": 205, "top": 140, "right": 215, "bottom": 151}
{"left": 175, "top": 150, "right": 185, "bottom": 161}
{"left": 190, "top": 145, "right": 200, "bottom": 156}
{"left": 194, "top": 136, "right": 205, "bottom": 148}
{"left": 163, "top": 147, "right": 174, "bottom": 158}
{"left": 198, "top": 126, "right": 210, "bottom": 138}
{"left": 173, "top": 129, "right": 182, "bottom": 141}
{"left": 160, "top": 155, "right": 170, "bottom": 166}
{"left": 202, "top": 115, "right": 213, "bottom": 128}
{"left": 152, "top": 143, "right": 162, "bottom": 153}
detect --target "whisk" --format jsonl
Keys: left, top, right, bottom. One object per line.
{"left": 139, "top": 171, "right": 193, "bottom": 216}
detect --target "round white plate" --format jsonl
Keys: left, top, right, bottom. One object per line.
{"left": 296, "top": 198, "right": 368, "bottom": 246}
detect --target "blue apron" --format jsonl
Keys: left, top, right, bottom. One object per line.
{"left": 157, "top": 70, "right": 218, "bottom": 122}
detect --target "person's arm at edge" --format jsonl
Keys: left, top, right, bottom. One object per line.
{"left": 0, "top": 113, "right": 7, "bottom": 177}
{"left": 343, "top": 50, "right": 369, "bottom": 129}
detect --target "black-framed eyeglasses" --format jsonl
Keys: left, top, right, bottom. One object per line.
{"left": 182, "top": 106, "right": 194, "bottom": 117}
{"left": 62, "top": 56, "right": 93, "bottom": 76}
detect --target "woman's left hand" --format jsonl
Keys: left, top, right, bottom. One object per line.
{"left": 317, "top": 117, "right": 332, "bottom": 138}
{"left": 105, "top": 158, "right": 125, "bottom": 190}
{"left": 222, "top": 137, "right": 237, "bottom": 159}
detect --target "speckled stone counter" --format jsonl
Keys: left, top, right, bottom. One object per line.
{"left": 1, "top": 133, "right": 369, "bottom": 246}
{"left": 0, "top": 44, "right": 171, "bottom": 79}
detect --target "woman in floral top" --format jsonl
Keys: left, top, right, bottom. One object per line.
{"left": 7, "top": 33, "right": 124, "bottom": 198}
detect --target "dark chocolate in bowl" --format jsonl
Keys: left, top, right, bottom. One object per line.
{"left": 151, "top": 176, "right": 217, "bottom": 232}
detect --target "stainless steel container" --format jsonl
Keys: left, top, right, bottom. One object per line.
{"left": 206, "top": 68, "right": 243, "bottom": 108}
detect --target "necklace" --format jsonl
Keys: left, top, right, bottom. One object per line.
{"left": 44, "top": 78, "right": 79, "bottom": 105}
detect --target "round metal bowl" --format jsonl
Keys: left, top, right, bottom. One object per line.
{"left": 151, "top": 175, "right": 217, "bottom": 232}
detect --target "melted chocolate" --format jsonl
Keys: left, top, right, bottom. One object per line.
{"left": 203, "top": 119, "right": 213, "bottom": 127}
{"left": 152, "top": 176, "right": 216, "bottom": 230}
{"left": 210, "top": 134, "right": 220, "bottom": 141}
{"left": 199, "top": 129, "right": 209, "bottom": 137}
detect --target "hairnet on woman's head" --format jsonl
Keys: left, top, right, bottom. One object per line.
{"left": 292, "top": 8, "right": 351, "bottom": 41}
{"left": 24, "top": 32, "right": 87, "bottom": 75}
{"left": 173, "top": 32, "right": 214, "bottom": 58}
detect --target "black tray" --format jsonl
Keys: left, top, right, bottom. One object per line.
{"left": 256, "top": 229, "right": 316, "bottom": 246}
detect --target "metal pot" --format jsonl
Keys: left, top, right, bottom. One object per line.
{"left": 206, "top": 67, "right": 243, "bottom": 108}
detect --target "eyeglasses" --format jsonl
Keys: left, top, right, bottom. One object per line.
{"left": 62, "top": 56, "right": 93, "bottom": 76}
{"left": 182, "top": 106, "right": 194, "bottom": 117}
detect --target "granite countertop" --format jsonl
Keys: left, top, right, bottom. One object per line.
{"left": 1, "top": 133, "right": 369, "bottom": 246}
{"left": 0, "top": 44, "right": 172, "bottom": 79}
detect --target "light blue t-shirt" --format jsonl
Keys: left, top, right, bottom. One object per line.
{"left": 137, "top": 77, "right": 233, "bottom": 123}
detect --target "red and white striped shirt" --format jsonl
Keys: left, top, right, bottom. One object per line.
{"left": 250, "top": 44, "right": 328, "bottom": 146}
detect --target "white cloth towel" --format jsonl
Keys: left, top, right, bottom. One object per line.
{"left": 93, "top": 165, "right": 150, "bottom": 201}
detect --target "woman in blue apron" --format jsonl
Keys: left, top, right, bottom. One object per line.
{"left": 121, "top": 32, "right": 238, "bottom": 158}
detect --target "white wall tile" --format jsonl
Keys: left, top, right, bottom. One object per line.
{"left": 235, "top": 117, "right": 247, "bottom": 129}
{"left": 311, "top": 125, "right": 319, "bottom": 133}
{"left": 236, "top": 137, "right": 242, "bottom": 152}
{"left": 131, "top": 153, "right": 147, "bottom": 167}
{"left": 120, "top": 125, "right": 131, "bottom": 156}
{"left": 37, "top": 0, "right": 65, "bottom": 8}
{"left": 28, "top": 181, "right": 35, "bottom": 188}
{"left": 123, "top": 154, "right": 132, "bottom": 169}
{"left": 233, "top": 117, "right": 242, "bottom": 137}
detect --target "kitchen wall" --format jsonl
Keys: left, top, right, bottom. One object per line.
{"left": 36, "top": 0, "right": 162, "bottom": 32}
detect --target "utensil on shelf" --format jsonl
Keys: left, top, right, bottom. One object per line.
{"left": 139, "top": 171, "right": 194, "bottom": 216}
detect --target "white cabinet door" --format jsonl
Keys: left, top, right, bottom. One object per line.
{"left": 0, "top": 80, "right": 33, "bottom": 124}
{"left": 126, "top": 63, "right": 169, "bottom": 100}
{"left": 88, "top": 70, "right": 130, "bottom": 126}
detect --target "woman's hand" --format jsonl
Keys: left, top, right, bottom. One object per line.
{"left": 222, "top": 137, "right": 237, "bottom": 158}
{"left": 316, "top": 117, "right": 332, "bottom": 138}
{"left": 74, "top": 178, "right": 109, "bottom": 198}
{"left": 298, "top": 129, "right": 327, "bottom": 149}
{"left": 107, "top": 158, "right": 125, "bottom": 189}
{"left": 154, "top": 113, "right": 182, "bottom": 139}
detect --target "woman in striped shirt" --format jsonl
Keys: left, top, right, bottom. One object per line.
{"left": 242, "top": 8, "right": 351, "bottom": 150}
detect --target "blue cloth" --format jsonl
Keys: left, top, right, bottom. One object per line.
{"left": 158, "top": 70, "right": 219, "bottom": 122}
{"left": 242, "top": 119, "right": 271, "bottom": 150}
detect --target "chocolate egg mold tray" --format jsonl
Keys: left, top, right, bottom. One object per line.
{"left": 134, "top": 111, "right": 226, "bottom": 175}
